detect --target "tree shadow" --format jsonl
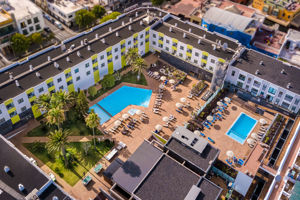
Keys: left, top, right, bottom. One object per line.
{"left": 122, "top": 161, "right": 141, "bottom": 177}
{"left": 224, "top": 110, "right": 230, "bottom": 115}
{"left": 214, "top": 125, "right": 221, "bottom": 130}
{"left": 232, "top": 106, "right": 237, "bottom": 111}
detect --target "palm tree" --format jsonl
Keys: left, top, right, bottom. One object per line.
{"left": 51, "top": 90, "right": 74, "bottom": 110}
{"left": 132, "top": 57, "right": 147, "bottom": 81}
{"left": 85, "top": 109, "right": 100, "bottom": 147}
{"left": 46, "top": 129, "right": 70, "bottom": 167}
{"left": 46, "top": 106, "right": 65, "bottom": 129}
{"left": 124, "top": 48, "right": 139, "bottom": 67}
{"left": 35, "top": 93, "right": 51, "bottom": 112}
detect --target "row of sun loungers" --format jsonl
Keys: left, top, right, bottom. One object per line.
{"left": 153, "top": 87, "right": 165, "bottom": 114}
{"left": 147, "top": 71, "right": 161, "bottom": 80}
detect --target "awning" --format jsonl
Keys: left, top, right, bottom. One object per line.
{"left": 233, "top": 172, "right": 253, "bottom": 196}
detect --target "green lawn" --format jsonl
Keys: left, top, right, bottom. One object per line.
{"left": 88, "top": 71, "right": 147, "bottom": 101}
{"left": 24, "top": 140, "right": 114, "bottom": 186}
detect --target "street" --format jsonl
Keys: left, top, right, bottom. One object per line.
{"left": 44, "top": 17, "right": 77, "bottom": 42}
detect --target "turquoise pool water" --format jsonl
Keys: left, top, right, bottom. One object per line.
{"left": 90, "top": 86, "right": 152, "bottom": 124}
{"left": 226, "top": 113, "right": 257, "bottom": 144}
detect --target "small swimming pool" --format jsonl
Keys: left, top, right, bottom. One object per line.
{"left": 226, "top": 113, "right": 257, "bottom": 144}
{"left": 90, "top": 86, "right": 152, "bottom": 124}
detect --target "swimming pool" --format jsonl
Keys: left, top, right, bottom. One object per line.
{"left": 226, "top": 113, "right": 257, "bottom": 144}
{"left": 90, "top": 86, "right": 152, "bottom": 124}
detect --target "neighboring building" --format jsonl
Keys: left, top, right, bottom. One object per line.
{"left": 0, "top": 135, "right": 72, "bottom": 200}
{"left": 225, "top": 49, "right": 300, "bottom": 113}
{"left": 0, "top": 8, "right": 16, "bottom": 50}
{"left": 230, "top": 0, "right": 250, "bottom": 4}
{"left": 201, "top": 7, "right": 260, "bottom": 47}
{"left": 252, "top": 0, "right": 300, "bottom": 26}
{"left": 108, "top": 132, "right": 222, "bottom": 200}
{"left": 279, "top": 29, "right": 300, "bottom": 66}
{"left": 100, "top": 0, "right": 125, "bottom": 11}
{"left": 2, "top": 0, "right": 45, "bottom": 36}
{"left": 47, "top": 0, "right": 88, "bottom": 27}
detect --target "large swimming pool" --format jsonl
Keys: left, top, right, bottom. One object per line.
{"left": 90, "top": 86, "right": 152, "bottom": 124}
{"left": 226, "top": 113, "right": 257, "bottom": 144}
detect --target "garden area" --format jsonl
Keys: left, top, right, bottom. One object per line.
{"left": 24, "top": 140, "right": 114, "bottom": 186}
{"left": 262, "top": 114, "right": 284, "bottom": 145}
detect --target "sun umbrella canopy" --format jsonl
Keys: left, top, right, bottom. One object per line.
{"left": 180, "top": 97, "right": 186, "bottom": 103}
{"left": 169, "top": 79, "right": 175, "bottom": 84}
{"left": 155, "top": 124, "right": 162, "bottom": 131}
{"left": 176, "top": 103, "right": 183, "bottom": 108}
{"left": 114, "top": 120, "right": 121, "bottom": 126}
{"left": 194, "top": 130, "right": 200, "bottom": 135}
{"left": 122, "top": 114, "right": 129, "bottom": 120}
{"left": 217, "top": 101, "right": 223, "bottom": 106}
{"left": 259, "top": 118, "right": 267, "bottom": 125}
{"left": 247, "top": 138, "right": 255, "bottom": 145}
{"left": 224, "top": 97, "right": 231, "bottom": 102}
{"left": 160, "top": 76, "right": 166, "bottom": 81}
{"left": 153, "top": 71, "right": 159, "bottom": 76}
{"left": 136, "top": 110, "right": 142, "bottom": 115}
{"left": 251, "top": 133, "right": 258, "bottom": 140}
{"left": 207, "top": 115, "right": 214, "bottom": 121}
{"left": 159, "top": 84, "right": 165, "bottom": 89}
{"left": 162, "top": 116, "right": 169, "bottom": 122}
{"left": 226, "top": 150, "right": 234, "bottom": 158}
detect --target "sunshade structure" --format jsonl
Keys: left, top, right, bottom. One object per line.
{"left": 114, "top": 120, "right": 121, "bottom": 126}
{"left": 122, "top": 114, "right": 129, "bottom": 120}
{"left": 160, "top": 76, "right": 166, "bottom": 81}
{"left": 233, "top": 172, "right": 253, "bottom": 196}
{"left": 259, "top": 118, "right": 267, "bottom": 125}
{"left": 155, "top": 124, "right": 163, "bottom": 131}
{"left": 136, "top": 110, "right": 142, "bottom": 115}
{"left": 176, "top": 103, "right": 183, "bottom": 108}
{"left": 251, "top": 133, "right": 259, "bottom": 140}
{"left": 159, "top": 84, "right": 165, "bottom": 89}
{"left": 194, "top": 130, "right": 200, "bottom": 135}
{"left": 226, "top": 150, "right": 234, "bottom": 158}
{"left": 206, "top": 115, "right": 213, "bottom": 121}
{"left": 169, "top": 79, "right": 175, "bottom": 84}
{"left": 247, "top": 138, "right": 255, "bottom": 145}
{"left": 224, "top": 97, "right": 231, "bottom": 102}
{"left": 153, "top": 71, "right": 159, "bottom": 76}
{"left": 217, "top": 101, "right": 223, "bottom": 106}
{"left": 180, "top": 97, "right": 186, "bottom": 103}
{"left": 162, "top": 116, "right": 169, "bottom": 122}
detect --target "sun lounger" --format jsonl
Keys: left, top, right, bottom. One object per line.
{"left": 208, "top": 137, "right": 215, "bottom": 144}
{"left": 200, "top": 132, "right": 205, "bottom": 137}
{"left": 218, "top": 108, "right": 223, "bottom": 113}
{"left": 176, "top": 109, "right": 182, "bottom": 113}
{"left": 203, "top": 123, "right": 210, "bottom": 129}
{"left": 206, "top": 120, "right": 212, "bottom": 126}
{"left": 226, "top": 159, "right": 233, "bottom": 166}
{"left": 217, "top": 113, "right": 223, "bottom": 119}
{"left": 238, "top": 159, "right": 244, "bottom": 165}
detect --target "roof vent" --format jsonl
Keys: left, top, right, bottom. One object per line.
{"left": 222, "top": 42, "right": 228, "bottom": 51}
{"left": 169, "top": 27, "right": 172, "bottom": 32}
{"left": 87, "top": 45, "right": 91, "bottom": 51}
{"left": 122, "top": 21, "right": 125, "bottom": 26}
{"left": 61, "top": 44, "right": 66, "bottom": 51}
{"left": 129, "top": 25, "right": 132, "bottom": 31}
{"left": 36, "top": 72, "right": 41, "bottom": 78}
{"left": 109, "top": 27, "right": 112, "bottom": 32}
{"left": 4, "top": 166, "right": 10, "bottom": 173}
{"left": 255, "top": 69, "right": 260, "bottom": 75}
{"left": 84, "top": 38, "right": 88, "bottom": 45}
{"left": 70, "top": 44, "right": 75, "bottom": 50}
{"left": 116, "top": 32, "right": 119, "bottom": 37}
{"left": 18, "top": 184, "right": 24, "bottom": 192}
{"left": 183, "top": 32, "right": 186, "bottom": 38}
{"left": 287, "top": 82, "right": 291, "bottom": 89}
{"left": 80, "top": 40, "right": 83, "bottom": 46}
{"left": 212, "top": 44, "right": 216, "bottom": 50}
{"left": 95, "top": 33, "right": 98, "bottom": 39}
{"left": 54, "top": 62, "right": 59, "bottom": 69}
{"left": 77, "top": 51, "right": 81, "bottom": 57}
{"left": 198, "top": 39, "right": 201, "bottom": 44}
{"left": 29, "top": 65, "right": 33, "bottom": 71}
{"left": 175, "top": 23, "right": 177, "bottom": 27}
{"left": 52, "top": 196, "right": 59, "bottom": 200}
{"left": 101, "top": 38, "right": 105, "bottom": 43}
{"left": 260, "top": 61, "right": 264, "bottom": 66}
{"left": 135, "top": 12, "right": 138, "bottom": 17}
{"left": 188, "top": 28, "right": 191, "bottom": 32}
{"left": 66, "top": 56, "right": 70, "bottom": 62}
{"left": 130, "top": 18, "right": 132, "bottom": 22}
{"left": 203, "top": 34, "right": 206, "bottom": 39}
{"left": 140, "top": 20, "right": 143, "bottom": 26}
{"left": 9, "top": 72, "right": 13, "bottom": 80}
{"left": 159, "top": 12, "right": 162, "bottom": 17}
{"left": 218, "top": 40, "right": 222, "bottom": 46}
{"left": 281, "top": 69, "right": 285, "bottom": 74}
{"left": 15, "top": 80, "right": 20, "bottom": 87}
{"left": 48, "top": 56, "right": 51, "bottom": 61}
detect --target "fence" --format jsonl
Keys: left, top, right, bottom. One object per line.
{"left": 197, "top": 88, "right": 221, "bottom": 115}
{"left": 211, "top": 166, "right": 235, "bottom": 183}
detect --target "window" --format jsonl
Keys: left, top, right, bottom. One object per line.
{"left": 262, "top": 84, "right": 267, "bottom": 91}
{"left": 187, "top": 49, "right": 192, "bottom": 53}
{"left": 27, "top": 19, "right": 32, "bottom": 24}
{"left": 108, "top": 58, "right": 112, "bottom": 63}
{"left": 195, "top": 52, "right": 199, "bottom": 57}
{"left": 59, "top": 86, "right": 64, "bottom": 90}
{"left": 211, "top": 59, "right": 215, "bottom": 64}
{"left": 93, "top": 66, "right": 98, "bottom": 71}
{"left": 179, "top": 53, "right": 183, "bottom": 57}
{"left": 165, "top": 47, "right": 169, "bottom": 51}
{"left": 231, "top": 71, "right": 235, "bottom": 76}
{"left": 121, "top": 51, "right": 125, "bottom": 56}
{"left": 152, "top": 34, "right": 156, "bottom": 38}
{"left": 291, "top": 106, "right": 296, "bottom": 112}
{"left": 114, "top": 48, "right": 118, "bottom": 52}
{"left": 140, "top": 34, "right": 143, "bottom": 39}
{"left": 67, "top": 80, "right": 73, "bottom": 86}
{"left": 35, "top": 24, "right": 41, "bottom": 31}
{"left": 0, "top": 109, "right": 1, "bottom": 114}
{"left": 22, "top": 29, "right": 28, "bottom": 35}
{"left": 100, "top": 55, "right": 104, "bottom": 60}
{"left": 281, "top": 102, "right": 290, "bottom": 109}
{"left": 237, "top": 81, "right": 243, "bottom": 88}
{"left": 253, "top": 80, "right": 261, "bottom": 88}
{"left": 295, "top": 99, "right": 300, "bottom": 105}
{"left": 201, "top": 62, "right": 206, "bottom": 67}
{"left": 85, "top": 63, "right": 90, "bottom": 68}
{"left": 246, "top": 85, "right": 250, "bottom": 90}
{"left": 238, "top": 74, "right": 246, "bottom": 81}
{"left": 107, "top": 51, "right": 112, "bottom": 57}
{"left": 251, "top": 88, "right": 258, "bottom": 96}
{"left": 76, "top": 76, "right": 80, "bottom": 81}
{"left": 278, "top": 91, "right": 283, "bottom": 98}
{"left": 140, "top": 41, "right": 143, "bottom": 46}
{"left": 209, "top": 66, "right": 213, "bottom": 71}
{"left": 284, "top": 94, "right": 293, "bottom": 102}
{"left": 159, "top": 36, "right": 163, "bottom": 41}
{"left": 194, "top": 59, "right": 198, "bottom": 64}
{"left": 268, "top": 87, "right": 276, "bottom": 95}
{"left": 186, "top": 56, "right": 191, "bottom": 61}
{"left": 180, "top": 46, "right": 184, "bottom": 50}
{"left": 92, "top": 59, "right": 97, "bottom": 64}
{"left": 202, "top": 55, "right": 208, "bottom": 60}
{"left": 115, "top": 55, "right": 118, "bottom": 60}
{"left": 38, "top": 87, "right": 44, "bottom": 93}
{"left": 21, "top": 106, "right": 27, "bottom": 112}
{"left": 166, "top": 40, "right": 170, "bottom": 44}
{"left": 0, "top": 118, "right": 5, "bottom": 124}
{"left": 86, "top": 71, "right": 91, "bottom": 76}
{"left": 247, "top": 78, "right": 252, "bottom": 84}
{"left": 146, "top": 31, "right": 149, "bottom": 35}
{"left": 18, "top": 98, "right": 24, "bottom": 104}
{"left": 20, "top": 22, "right": 26, "bottom": 28}
{"left": 29, "top": 26, "right": 34, "bottom": 32}
{"left": 9, "top": 111, "right": 17, "bottom": 118}
{"left": 134, "top": 44, "right": 138, "bottom": 48}
{"left": 158, "top": 43, "right": 163, "bottom": 48}
{"left": 133, "top": 37, "right": 138, "bottom": 42}
{"left": 65, "top": 72, "right": 71, "bottom": 79}
{"left": 68, "top": 14, "right": 73, "bottom": 18}
{"left": 74, "top": 68, "right": 79, "bottom": 74}
{"left": 128, "top": 41, "right": 132, "bottom": 45}
{"left": 33, "top": 17, "right": 39, "bottom": 23}
{"left": 121, "top": 43, "right": 125, "bottom": 49}
{"left": 152, "top": 41, "right": 156, "bottom": 45}
{"left": 47, "top": 81, "right": 54, "bottom": 88}
{"left": 172, "top": 42, "right": 177, "bottom": 47}
{"left": 101, "top": 63, "right": 105, "bottom": 68}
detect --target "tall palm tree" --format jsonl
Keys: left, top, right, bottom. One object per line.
{"left": 132, "top": 57, "right": 147, "bottom": 80}
{"left": 46, "top": 106, "right": 65, "bottom": 129}
{"left": 124, "top": 48, "right": 139, "bottom": 67}
{"left": 51, "top": 90, "right": 74, "bottom": 110}
{"left": 85, "top": 109, "right": 100, "bottom": 147}
{"left": 46, "top": 129, "right": 70, "bottom": 167}
{"left": 35, "top": 93, "right": 51, "bottom": 112}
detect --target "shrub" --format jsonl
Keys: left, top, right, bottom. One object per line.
{"left": 88, "top": 86, "right": 97, "bottom": 97}
{"left": 101, "top": 74, "right": 115, "bottom": 89}
{"left": 100, "top": 12, "right": 121, "bottom": 24}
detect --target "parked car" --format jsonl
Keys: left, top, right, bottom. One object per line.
{"left": 54, "top": 21, "right": 64, "bottom": 30}
{"left": 43, "top": 13, "right": 51, "bottom": 22}
{"left": 44, "top": 27, "right": 51, "bottom": 33}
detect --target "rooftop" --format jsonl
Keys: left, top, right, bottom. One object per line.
{"left": 48, "top": 0, "right": 87, "bottom": 15}
{"left": 38, "top": 183, "right": 72, "bottom": 200}
{"left": 218, "top": 1, "right": 256, "bottom": 18}
{"left": 232, "top": 49, "right": 300, "bottom": 94}
{"left": 197, "top": 177, "right": 223, "bottom": 200}
{"left": 0, "top": 9, "right": 12, "bottom": 24}
{"left": 4, "top": 0, "right": 41, "bottom": 20}
{"left": 134, "top": 155, "right": 200, "bottom": 200}
{"left": 166, "top": 0, "right": 203, "bottom": 17}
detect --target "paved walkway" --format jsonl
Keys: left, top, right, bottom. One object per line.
{"left": 19, "top": 135, "right": 112, "bottom": 143}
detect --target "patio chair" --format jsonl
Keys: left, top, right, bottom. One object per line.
{"left": 217, "top": 113, "right": 223, "bottom": 119}
{"left": 238, "top": 159, "right": 245, "bottom": 166}
{"left": 208, "top": 137, "right": 215, "bottom": 144}
{"left": 206, "top": 120, "right": 212, "bottom": 126}
{"left": 226, "top": 159, "right": 233, "bottom": 166}
{"left": 200, "top": 132, "right": 206, "bottom": 137}
{"left": 203, "top": 123, "right": 210, "bottom": 129}
{"left": 176, "top": 109, "right": 182, "bottom": 113}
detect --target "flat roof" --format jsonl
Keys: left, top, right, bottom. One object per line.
{"left": 6, "top": 0, "right": 41, "bottom": 20}
{"left": 0, "top": 8, "right": 166, "bottom": 103}
{"left": 112, "top": 141, "right": 163, "bottom": 193}
{"left": 0, "top": 136, "right": 49, "bottom": 197}
{"left": 38, "top": 183, "right": 71, "bottom": 200}
{"left": 134, "top": 155, "right": 200, "bottom": 200}
{"left": 103, "top": 158, "right": 124, "bottom": 180}
{"left": 197, "top": 177, "right": 223, "bottom": 200}
{"left": 232, "top": 49, "right": 300, "bottom": 94}
{"left": 167, "top": 0, "right": 203, "bottom": 17}
{"left": 48, "top": 0, "right": 86, "bottom": 15}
